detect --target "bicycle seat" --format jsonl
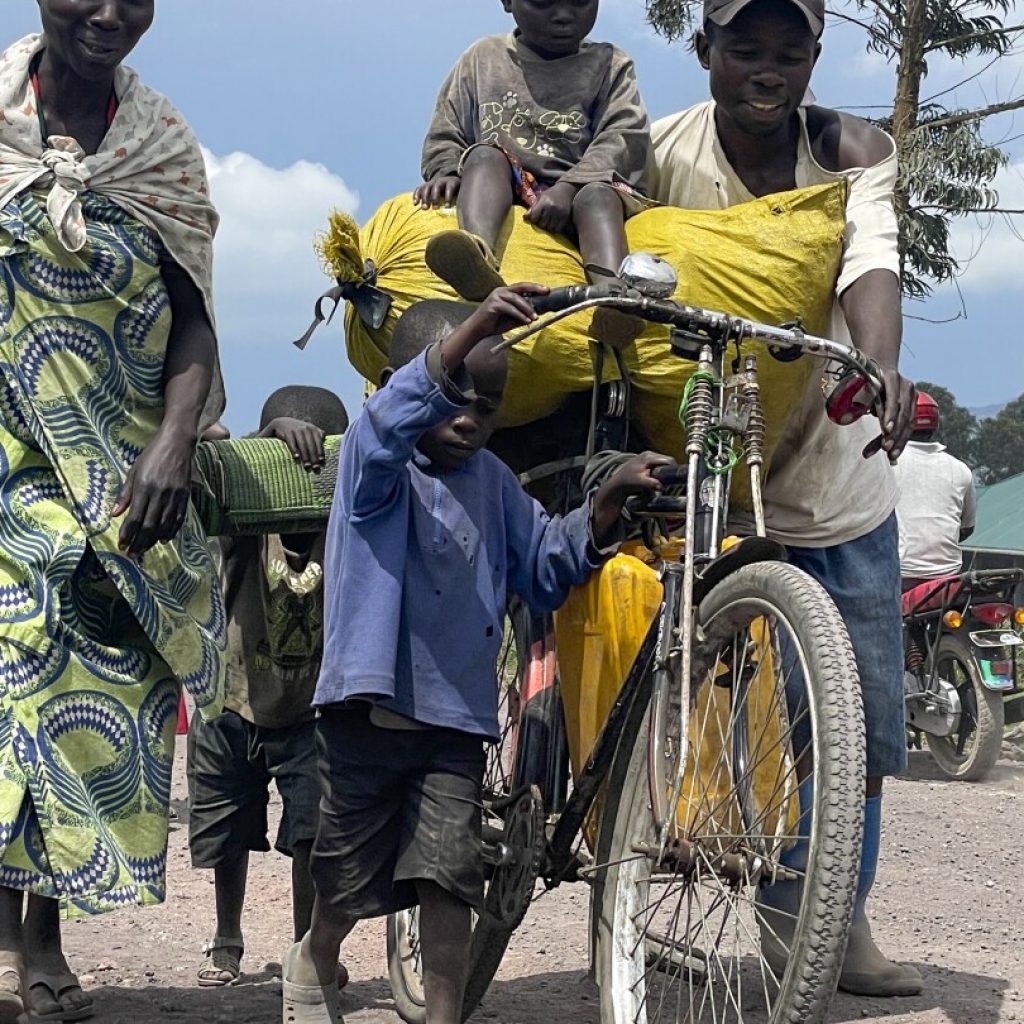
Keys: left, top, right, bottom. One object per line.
{"left": 900, "top": 576, "right": 962, "bottom": 616}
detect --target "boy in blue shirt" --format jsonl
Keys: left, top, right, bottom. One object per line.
{"left": 282, "top": 283, "right": 671, "bottom": 1023}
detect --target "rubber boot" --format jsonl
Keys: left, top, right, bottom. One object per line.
{"left": 755, "top": 778, "right": 810, "bottom": 976}
{"left": 837, "top": 795, "right": 923, "bottom": 997}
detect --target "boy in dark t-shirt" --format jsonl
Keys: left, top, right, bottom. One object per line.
{"left": 415, "top": 0, "right": 651, "bottom": 321}
{"left": 188, "top": 387, "right": 348, "bottom": 988}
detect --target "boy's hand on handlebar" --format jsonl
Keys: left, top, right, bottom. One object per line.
{"left": 591, "top": 452, "right": 678, "bottom": 547}
{"left": 865, "top": 365, "right": 915, "bottom": 463}
{"left": 466, "top": 283, "right": 548, "bottom": 339}
{"left": 414, "top": 176, "right": 461, "bottom": 209}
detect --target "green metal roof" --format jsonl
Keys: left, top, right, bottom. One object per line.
{"left": 967, "top": 472, "right": 1024, "bottom": 554}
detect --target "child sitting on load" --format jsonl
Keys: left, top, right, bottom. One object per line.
{"left": 281, "top": 283, "right": 672, "bottom": 1024}
{"left": 414, "top": 0, "right": 651, "bottom": 319}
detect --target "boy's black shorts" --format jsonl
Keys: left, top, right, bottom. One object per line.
{"left": 187, "top": 710, "right": 320, "bottom": 865}
{"left": 310, "top": 705, "right": 485, "bottom": 919}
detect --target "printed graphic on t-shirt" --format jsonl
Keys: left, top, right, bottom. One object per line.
{"left": 479, "top": 92, "right": 587, "bottom": 161}
{"left": 253, "top": 557, "right": 324, "bottom": 683}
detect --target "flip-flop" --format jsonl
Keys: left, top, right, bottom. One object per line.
{"left": 282, "top": 942, "right": 342, "bottom": 1024}
{"left": 0, "top": 965, "right": 24, "bottom": 1024}
{"left": 425, "top": 230, "right": 506, "bottom": 302}
{"left": 26, "top": 969, "right": 94, "bottom": 1022}
{"left": 197, "top": 936, "right": 244, "bottom": 987}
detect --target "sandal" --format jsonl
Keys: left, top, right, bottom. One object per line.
{"left": 425, "top": 230, "right": 506, "bottom": 302}
{"left": 26, "top": 969, "right": 94, "bottom": 1022}
{"left": 197, "top": 936, "right": 244, "bottom": 988}
{"left": 0, "top": 965, "right": 23, "bottom": 1024}
{"left": 282, "top": 942, "right": 342, "bottom": 1024}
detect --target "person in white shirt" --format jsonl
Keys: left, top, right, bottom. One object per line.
{"left": 649, "top": 0, "right": 921, "bottom": 997}
{"left": 895, "top": 391, "right": 976, "bottom": 586}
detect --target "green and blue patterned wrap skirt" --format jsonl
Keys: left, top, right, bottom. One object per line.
{"left": 0, "top": 189, "right": 225, "bottom": 916}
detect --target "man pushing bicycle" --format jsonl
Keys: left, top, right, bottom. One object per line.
{"left": 649, "top": 0, "right": 922, "bottom": 997}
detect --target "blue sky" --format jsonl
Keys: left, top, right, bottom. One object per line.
{"left": 8, "top": 0, "right": 1023, "bottom": 430}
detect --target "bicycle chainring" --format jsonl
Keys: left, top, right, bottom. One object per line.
{"left": 485, "top": 785, "right": 545, "bottom": 930}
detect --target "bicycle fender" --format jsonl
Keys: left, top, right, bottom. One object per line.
{"left": 694, "top": 536, "right": 789, "bottom": 606}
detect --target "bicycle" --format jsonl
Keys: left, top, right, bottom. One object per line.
{"left": 387, "top": 258, "right": 874, "bottom": 1024}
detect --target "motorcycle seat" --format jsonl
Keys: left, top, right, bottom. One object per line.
{"left": 900, "top": 576, "right": 963, "bottom": 616}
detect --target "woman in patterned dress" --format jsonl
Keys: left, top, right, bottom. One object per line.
{"left": 0, "top": 3, "right": 226, "bottom": 1020}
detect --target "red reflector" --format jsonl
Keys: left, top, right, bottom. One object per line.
{"left": 990, "top": 661, "right": 1012, "bottom": 678}
{"left": 975, "top": 603, "right": 1012, "bottom": 626}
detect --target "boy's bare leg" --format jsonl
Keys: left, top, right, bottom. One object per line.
{"left": 213, "top": 851, "right": 247, "bottom": 949}
{"left": 572, "top": 183, "right": 640, "bottom": 347}
{"left": 290, "top": 841, "right": 315, "bottom": 942}
{"left": 572, "top": 182, "right": 629, "bottom": 279}
{"left": 416, "top": 880, "right": 471, "bottom": 1024}
{"left": 292, "top": 896, "right": 356, "bottom": 988}
{"left": 455, "top": 146, "right": 516, "bottom": 253}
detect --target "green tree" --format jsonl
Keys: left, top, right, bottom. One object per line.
{"left": 914, "top": 379, "right": 977, "bottom": 461}
{"left": 974, "top": 393, "right": 1024, "bottom": 483}
{"left": 644, "top": 0, "right": 1024, "bottom": 297}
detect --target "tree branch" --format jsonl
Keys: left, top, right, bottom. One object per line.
{"left": 924, "top": 21, "right": 1024, "bottom": 53}
{"left": 826, "top": 8, "right": 901, "bottom": 52}
{"left": 916, "top": 97, "right": 1024, "bottom": 131}
{"left": 913, "top": 206, "right": 1024, "bottom": 213}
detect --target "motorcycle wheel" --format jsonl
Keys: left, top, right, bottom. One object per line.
{"left": 925, "top": 633, "right": 1004, "bottom": 781}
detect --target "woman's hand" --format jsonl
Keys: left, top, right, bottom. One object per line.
{"left": 414, "top": 176, "right": 461, "bottom": 209}
{"left": 259, "top": 416, "right": 326, "bottom": 473}
{"left": 113, "top": 428, "right": 197, "bottom": 558}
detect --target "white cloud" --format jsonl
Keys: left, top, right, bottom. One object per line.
{"left": 199, "top": 149, "right": 365, "bottom": 431}
{"left": 949, "top": 160, "right": 1024, "bottom": 293}
{"left": 204, "top": 148, "right": 359, "bottom": 338}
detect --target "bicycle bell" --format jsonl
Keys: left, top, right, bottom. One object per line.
{"left": 617, "top": 252, "right": 678, "bottom": 299}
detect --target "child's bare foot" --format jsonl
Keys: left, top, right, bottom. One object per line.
{"left": 426, "top": 230, "right": 506, "bottom": 302}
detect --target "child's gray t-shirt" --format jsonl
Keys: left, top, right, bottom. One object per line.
{"left": 422, "top": 33, "right": 650, "bottom": 191}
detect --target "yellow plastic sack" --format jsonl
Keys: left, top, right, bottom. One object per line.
{"left": 554, "top": 547, "right": 796, "bottom": 849}
{"left": 344, "top": 185, "right": 847, "bottom": 506}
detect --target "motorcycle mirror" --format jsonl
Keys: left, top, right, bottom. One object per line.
{"left": 617, "top": 252, "right": 678, "bottom": 299}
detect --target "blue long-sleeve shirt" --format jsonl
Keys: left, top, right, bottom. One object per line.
{"left": 314, "top": 349, "right": 603, "bottom": 740}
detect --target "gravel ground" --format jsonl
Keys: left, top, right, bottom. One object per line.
{"left": 57, "top": 740, "right": 1024, "bottom": 1024}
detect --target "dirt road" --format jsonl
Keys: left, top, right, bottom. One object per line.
{"left": 60, "top": 741, "right": 1024, "bottom": 1024}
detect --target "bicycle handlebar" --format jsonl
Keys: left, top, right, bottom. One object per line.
{"left": 513, "top": 282, "right": 884, "bottom": 404}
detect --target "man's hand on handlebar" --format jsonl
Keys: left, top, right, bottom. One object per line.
{"left": 591, "top": 452, "right": 678, "bottom": 547}
{"left": 865, "top": 364, "right": 915, "bottom": 464}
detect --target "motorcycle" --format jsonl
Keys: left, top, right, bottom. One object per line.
{"left": 902, "top": 568, "right": 1024, "bottom": 780}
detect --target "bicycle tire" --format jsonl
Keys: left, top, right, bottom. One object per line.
{"left": 593, "top": 561, "right": 866, "bottom": 1024}
{"left": 385, "top": 607, "right": 531, "bottom": 1024}
{"left": 924, "top": 633, "right": 1004, "bottom": 781}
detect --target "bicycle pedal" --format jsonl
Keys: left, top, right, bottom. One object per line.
{"left": 644, "top": 937, "right": 708, "bottom": 983}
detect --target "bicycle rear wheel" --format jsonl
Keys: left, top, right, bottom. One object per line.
{"left": 593, "top": 561, "right": 866, "bottom": 1024}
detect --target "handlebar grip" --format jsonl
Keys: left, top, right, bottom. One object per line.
{"left": 653, "top": 464, "right": 688, "bottom": 487}
{"left": 528, "top": 284, "right": 598, "bottom": 315}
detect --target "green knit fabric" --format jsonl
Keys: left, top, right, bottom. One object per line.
{"left": 192, "top": 435, "right": 341, "bottom": 536}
